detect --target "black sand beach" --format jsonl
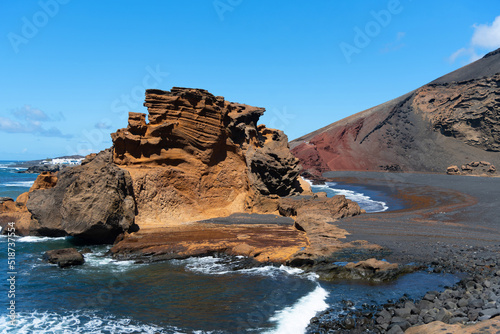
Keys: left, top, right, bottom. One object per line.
{"left": 307, "top": 172, "right": 500, "bottom": 333}
{"left": 323, "top": 171, "right": 500, "bottom": 264}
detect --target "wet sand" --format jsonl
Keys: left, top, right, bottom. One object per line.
{"left": 322, "top": 171, "right": 500, "bottom": 263}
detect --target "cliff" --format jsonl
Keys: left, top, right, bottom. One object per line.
{"left": 291, "top": 49, "right": 500, "bottom": 175}
{"left": 111, "top": 87, "right": 304, "bottom": 228}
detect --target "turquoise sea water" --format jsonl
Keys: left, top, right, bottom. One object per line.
{"left": 0, "top": 163, "right": 458, "bottom": 333}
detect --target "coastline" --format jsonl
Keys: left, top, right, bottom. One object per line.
{"left": 307, "top": 171, "right": 500, "bottom": 333}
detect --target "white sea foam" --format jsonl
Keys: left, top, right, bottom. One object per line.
{"left": 82, "top": 250, "right": 136, "bottom": 270}
{"left": 0, "top": 311, "right": 176, "bottom": 334}
{"left": 265, "top": 284, "right": 329, "bottom": 334}
{"left": 17, "top": 236, "right": 68, "bottom": 243}
{"left": 1, "top": 181, "right": 34, "bottom": 187}
{"left": 175, "top": 256, "right": 317, "bottom": 280}
{"left": 307, "top": 179, "right": 388, "bottom": 213}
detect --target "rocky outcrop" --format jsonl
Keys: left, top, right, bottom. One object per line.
{"left": 413, "top": 74, "right": 500, "bottom": 152}
{"left": 446, "top": 165, "right": 460, "bottom": 175}
{"left": 26, "top": 150, "right": 136, "bottom": 243}
{"left": 291, "top": 49, "right": 500, "bottom": 174}
{"left": 16, "top": 172, "right": 58, "bottom": 206}
{"left": 43, "top": 248, "right": 85, "bottom": 268}
{"left": 20, "top": 164, "right": 66, "bottom": 174}
{"left": 447, "top": 161, "right": 496, "bottom": 176}
{"left": 110, "top": 213, "right": 308, "bottom": 264}
{"left": 111, "top": 87, "right": 303, "bottom": 227}
{"left": 0, "top": 172, "right": 59, "bottom": 235}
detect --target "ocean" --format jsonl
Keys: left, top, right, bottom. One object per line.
{"left": 0, "top": 161, "right": 457, "bottom": 333}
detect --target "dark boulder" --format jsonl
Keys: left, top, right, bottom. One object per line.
{"left": 43, "top": 248, "right": 85, "bottom": 268}
{"left": 27, "top": 149, "right": 136, "bottom": 243}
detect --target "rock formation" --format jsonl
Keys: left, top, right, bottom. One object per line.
{"left": 43, "top": 248, "right": 85, "bottom": 268}
{"left": 25, "top": 150, "right": 136, "bottom": 243}
{"left": 0, "top": 172, "right": 59, "bottom": 236}
{"left": 3, "top": 86, "right": 365, "bottom": 257}
{"left": 446, "top": 161, "right": 496, "bottom": 176}
{"left": 111, "top": 87, "right": 304, "bottom": 227}
{"left": 1, "top": 150, "right": 138, "bottom": 243}
{"left": 291, "top": 48, "right": 500, "bottom": 175}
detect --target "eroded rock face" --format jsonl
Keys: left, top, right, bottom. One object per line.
{"left": 111, "top": 87, "right": 303, "bottom": 227}
{"left": 413, "top": 74, "right": 500, "bottom": 152}
{"left": 27, "top": 149, "right": 136, "bottom": 243}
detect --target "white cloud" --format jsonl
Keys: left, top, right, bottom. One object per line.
{"left": 380, "top": 32, "right": 406, "bottom": 54}
{"left": 13, "top": 105, "right": 49, "bottom": 122}
{"left": 450, "top": 15, "right": 500, "bottom": 64}
{"left": 0, "top": 105, "right": 72, "bottom": 138}
{"left": 95, "top": 122, "right": 112, "bottom": 130}
{"left": 471, "top": 16, "right": 500, "bottom": 48}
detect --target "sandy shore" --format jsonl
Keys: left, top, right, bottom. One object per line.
{"left": 322, "top": 171, "right": 500, "bottom": 264}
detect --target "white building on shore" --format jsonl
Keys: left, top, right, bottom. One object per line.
{"left": 41, "top": 158, "right": 84, "bottom": 166}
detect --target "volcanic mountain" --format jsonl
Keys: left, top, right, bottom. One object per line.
{"left": 290, "top": 48, "right": 500, "bottom": 175}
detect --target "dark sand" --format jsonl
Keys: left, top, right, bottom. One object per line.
{"left": 322, "top": 171, "right": 500, "bottom": 264}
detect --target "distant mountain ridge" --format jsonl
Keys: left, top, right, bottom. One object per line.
{"left": 290, "top": 48, "right": 500, "bottom": 175}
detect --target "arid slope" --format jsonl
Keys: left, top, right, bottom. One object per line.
{"left": 291, "top": 49, "right": 500, "bottom": 174}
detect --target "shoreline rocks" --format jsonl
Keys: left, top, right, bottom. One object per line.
{"left": 306, "top": 244, "right": 500, "bottom": 333}
{"left": 26, "top": 149, "right": 137, "bottom": 243}
{"left": 447, "top": 161, "right": 496, "bottom": 176}
{"left": 43, "top": 248, "right": 85, "bottom": 268}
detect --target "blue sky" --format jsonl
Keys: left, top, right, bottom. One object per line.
{"left": 1, "top": 0, "right": 500, "bottom": 160}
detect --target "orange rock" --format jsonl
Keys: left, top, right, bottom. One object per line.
{"left": 0, "top": 172, "right": 59, "bottom": 234}
{"left": 111, "top": 87, "right": 303, "bottom": 228}
{"left": 446, "top": 165, "right": 460, "bottom": 175}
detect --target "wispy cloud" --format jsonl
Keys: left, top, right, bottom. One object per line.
{"left": 0, "top": 105, "right": 72, "bottom": 138}
{"left": 449, "top": 16, "right": 500, "bottom": 64}
{"left": 95, "top": 121, "right": 112, "bottom": 130}
{"left": 380, "top": 31, "right": 406, "bottom": 54}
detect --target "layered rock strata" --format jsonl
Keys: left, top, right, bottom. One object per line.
{"left": 111, "top": 87, "right": 304, "bottom": 227}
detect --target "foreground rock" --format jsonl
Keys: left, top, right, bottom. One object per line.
{"left": 111, "top": 87, "right": 305, "bottom": 228}
{"left": 111, "top": 214, "right": 307, "bottom": 263}
{"left": 43, "top": 248, "right": 85, "bottom": 268}
{"left": 291, "top": 49, "right": 500, "bottom": 174}
{"left": 111, "top": 198, "right": 371, "bottom": 267}
{"left": 27, "top": 150, "right": 136, "bottom": 243}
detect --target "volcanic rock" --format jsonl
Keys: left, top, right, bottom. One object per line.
{"left": 43, "top": 248, "right": 85, "bottom": 268}
{"left": 278, "top": 195, "right": 369, "bottom": 266}
{"left": 16, "top": 171, "right": 58, "bottom": 206}
{"left": 446, "top": 161, "right": 496, "bottom": 176}
{"left": 111, "top": 87, "right": 304, "bottom": 227}
{"left": 26, "top": 149, "right": 136, "bottom": 243}
{"left": 291, "top": 49, "right": 500, "bottom": 174}
{"left": 446, "top": 165, "right": 460, "bottom": 175}
{"left": 0, "top": 172, "right": 59, "bottom": 235}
